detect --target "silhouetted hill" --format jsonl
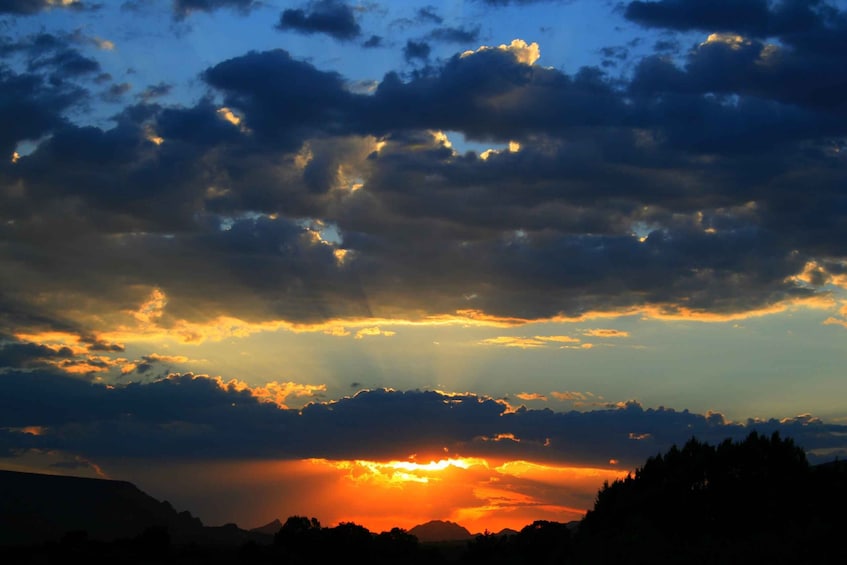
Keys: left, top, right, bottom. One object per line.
{"left": 250, "top": 518, "right": 283, "bottom": 536}
{"left": 409, "top": 520, "right": 473, "bottom": 542}
{"left": 4, "top": 437, "right": 845, "bottom": 563}
{"left": 0, "top": 469, "right": 272, "bottom": 548}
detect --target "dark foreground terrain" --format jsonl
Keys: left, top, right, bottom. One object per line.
{"left": 2, "top": 431, "right": 846, "bottom": 564}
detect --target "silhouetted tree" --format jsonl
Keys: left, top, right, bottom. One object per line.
{"left": 375, "top": 527, "right": 420, "bottom": 561}
{"left": 274, "top": 515, "right": 322, "bottom": 563}
{"left": 574, "top": 431, "right": 845, "bottom": 564}
{"left": 514, "top": 520, "right": 573, "bottom": 564}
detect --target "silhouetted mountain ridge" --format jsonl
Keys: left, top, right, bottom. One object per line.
{"left": 408, "top": 520, "right": 472, "bottom": 542}
{"left": 250, "top": 518, "right": 284, "bottom": 536}
{"left": 3, "top": 433, "right": 847, "bottom": 564}
{"left": 0, "top": 469, "right": 271, "bottom": 547}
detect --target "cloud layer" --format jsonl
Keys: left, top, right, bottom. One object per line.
{"left": 3, "top": 11, "right": 847, "bottom": 341}
{"left": 2, "top": 371, "right": 845, "bottom": 468}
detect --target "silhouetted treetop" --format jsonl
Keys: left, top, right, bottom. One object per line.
{"left": 576, "top": 431, "right": 846, "bottom": 564}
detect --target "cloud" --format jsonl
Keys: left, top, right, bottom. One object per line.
{"left": 362, "top": 35, "right": 382, "bottom": 48}
{"left": 137, "top": 82, "right": 172, "bottom": 102}
{"left": 277, "top": 0, "right": 361, "bottom": 41}
{"left": 476, "top": 0, "right": 564, "bottom": 5}
{"left": 550, "top": 391, "right": 598, "bottom": 404}
{"left": 625, "top": 0, "right": 772, "bottom": 34}
{"left": 583, "top": 329, "right": 630, "bottom": 338}
{"left": 403, "top": 39, "right": 431, "bottom": 61}
{"left": 461, "top": 38, "right": 541, "bottom": 66}
{"left": 1, "top": 31, "right": 101, "bottom": 86}
{"left": 0, "top": 340, "right": 76, "bottom": 370}
{"left": 172, "top": 0, "right": 258, "bottom": 19}
{"left": 480, "top": 335, "right": 580, "bottom": 349}
{"left": 426, "top": 26, "right": 480, "bottom": 44}
{"left": 415, "top": 6, "right": 442, "bottom": 24}
{"left": 624, "top": 0, "right": 847, "bottom": 47}
{"left": 516, "top": 392, "right": 547, "bottom": 401}
{"left": 354, "top": 327, "right": 396, "bottom": 339}
{"left": 0, "top": 0, "right": 86, "bottom": 14}
{"left": 201, "top": 49, "right": 355, "bottom": 149}
{"left": 2, "top": 373, "right": 845, "bottom": 467}
{"left": 2, "top": 13, "right": 847, "bottom": 342}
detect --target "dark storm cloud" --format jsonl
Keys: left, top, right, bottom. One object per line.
{"left": 277, "top": 0, "right": 361, "bottom": 41}
{"left": 2, "top": 373, "right": 845, "bottom": 466}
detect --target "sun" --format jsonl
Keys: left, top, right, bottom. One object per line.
{"left": 315, "top": 456, "right": 490, "bottom": 485}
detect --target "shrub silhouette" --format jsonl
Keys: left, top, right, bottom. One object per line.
{"left": 463, "top": 520, "right": 573, "bottom": 564}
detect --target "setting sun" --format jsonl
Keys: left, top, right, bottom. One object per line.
{"left": 288, "top": 457, "right": 630, "bottom": 534}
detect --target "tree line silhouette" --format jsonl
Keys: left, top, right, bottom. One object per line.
{"left": 2, "top": 431, "right": 845, "bottom": 564}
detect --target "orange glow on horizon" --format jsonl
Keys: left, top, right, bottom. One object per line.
{"left": 296, "top": 456, "right": 629, "bottom": 534}
{"left": 98, "top": 456, "right": 631, "bottom": 537}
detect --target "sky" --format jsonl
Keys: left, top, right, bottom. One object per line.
{"left": 2, "top": 0, "right": 847, "bottom": 535}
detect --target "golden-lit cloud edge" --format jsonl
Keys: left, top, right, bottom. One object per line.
{"left": 15, "top": 286, "right": 837, "bottom": 351}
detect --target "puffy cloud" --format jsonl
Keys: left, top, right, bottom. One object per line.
{"left": 277, "top": 0, "right": 361, "bottom": 41}
{"left": 1, "top": 6, "right": 847, "bottom": 344}
{"left": 403, "top": 39, "right": 431, "bottom": 61}
{"left": 625, "top": 0, "right": 847, "bottom": 53}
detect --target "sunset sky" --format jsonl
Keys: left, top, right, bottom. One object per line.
{"left": 2, "top": 0, "right": 847, "bottom": 535}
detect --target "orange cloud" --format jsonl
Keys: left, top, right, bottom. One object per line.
{"left": 516, "top": 393, "right": 547, "bottom": 401}
{"left": 481, "top": 336, "right": 547, "bottom": 349}
{"left": 582, "top": 329, "right": 630, "bottom": 338}
{"left": 354, "top": 327, "right": 397, "bottom": 339}
{"left": 550, "top": 391, "right": 608, "bottom": 408}
{"left": 249, "top": 381, "right": 327, "bottom": 409}
{"left": 551, "top": 391, "right": 589, "bottom": 401}
{"left": 27, "top": 283, "right": 839, "bottom": 357}
{"left": 480, "top": 335, "right": 580, "bottom": 349}
{"left": 177, "top": 374, "right": 327, "bottom": 409}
